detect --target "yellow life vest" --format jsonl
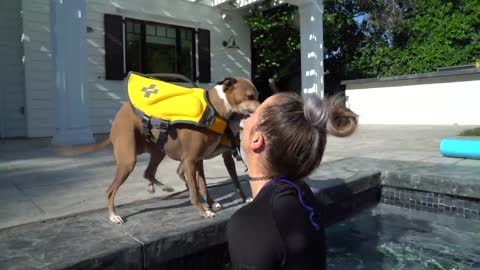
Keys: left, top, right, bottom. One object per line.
{"left": 126, "top": 72, "right": 228, "bottom": 135}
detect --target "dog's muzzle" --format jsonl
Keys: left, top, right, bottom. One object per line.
{"left": 237, "top": 130, "right": 248, "bottom": 171}
{"left": 228, "top": 113, "right": 249, "bottom": 171}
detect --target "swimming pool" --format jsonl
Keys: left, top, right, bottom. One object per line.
{"left": 327, "top": 203, "right": 480, "bottom": 270}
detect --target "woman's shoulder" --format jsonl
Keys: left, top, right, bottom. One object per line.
{"left": 227, "top": 181, "right": 295, "bottom": 232}
{"left": 228, "top": 180, "right": 316, "bottom": 225}
{"left": 269, "top": 180, "right": 314, "bottom": 204}
{"left": 226, "top": 186, "right": 285, "bottom": 254}
{"left": 227, "top": 194, "right": 270, "bottom": 231}
{"left": 268, "top": 180, "right": 298, "bottom": 197}
{"left": 269, "top": 182, "right": 303, "bottom": 213}
{"left": 269, "top": 180, "right": 321, "bottom": 228}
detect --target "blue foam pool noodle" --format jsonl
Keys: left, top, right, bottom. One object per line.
{"left": 440, "top": 138, "right": 480, "bottom": 160}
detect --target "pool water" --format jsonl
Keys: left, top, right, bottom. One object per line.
{"left": 326, "top": 204, "right": 480, "bottom": 270}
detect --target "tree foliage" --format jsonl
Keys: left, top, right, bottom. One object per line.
{"left": 323, "top": 0, "right": 365, "bottom": 91}
{"left": 245, "top": 3, "right": 300, "bottom": 81}
{"left": 353, "top": 0, "right": 480, "bottom": 77}
{"left": 245, "top": 0, "right": 480, "bottom": 93}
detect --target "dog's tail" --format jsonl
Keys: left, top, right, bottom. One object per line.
{"left": 59, "top": 139, "right": 112, "bottom": 156}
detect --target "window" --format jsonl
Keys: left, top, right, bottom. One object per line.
{"left": 125, "top": 19, "right": 195, "bottom": 81}
{"left": 103, "top": 14, "right": 210, "bottom": 83}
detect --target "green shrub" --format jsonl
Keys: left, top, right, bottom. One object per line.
{"left": 459, "top": 127, "right": 480, "bottom": 136}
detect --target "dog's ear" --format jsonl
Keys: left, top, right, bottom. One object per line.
{"left": 216, "top": 77, "right": 238, "bottom": 91}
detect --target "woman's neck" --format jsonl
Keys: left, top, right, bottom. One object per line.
{"left": 247, "top": 165, "right": 273, "bottom": 198}
{"left": 249, "top": 179, "right": 271, "bottom": 198}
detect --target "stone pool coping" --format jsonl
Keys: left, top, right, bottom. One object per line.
{"left": 1, "top": 157, "right": 479, "bottom": 270}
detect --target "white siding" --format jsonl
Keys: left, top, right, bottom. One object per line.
{"left": 20, "top": 0, "right": 252, "bottom": 136}
{"left": 0, "top": 0, "right": 27, "bottom": 137}
{"left": 21, "top": 0, "right": 54, "bottom": 137}
{"left": 86, "top": 0, "right": 252, "bottom": 133}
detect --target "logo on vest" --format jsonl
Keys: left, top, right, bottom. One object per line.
{"left": 141, "top": 84, "right": 159, "bottom": 98}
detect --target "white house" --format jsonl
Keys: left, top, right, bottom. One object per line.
{"left": 0, "top": 0, "right": 325, "bottom": 144}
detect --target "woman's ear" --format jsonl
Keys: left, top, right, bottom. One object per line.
{"left": 250, "top": 132, "right": 265, "bottom": 152}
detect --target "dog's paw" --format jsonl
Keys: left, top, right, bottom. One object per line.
{"left": 245, "top": 197, "right": 253, "bottom": 204}
{"left": 212, "top": 201, "right": 223, "bottom": 212}
{"left": 109, "top": 214, "right": 124, "bottom": 224}
{"left": 162, "top": 186, "right": 175, "bottom": 192}
{"left": 147, "top": 184, "right": 155, "bottom": 194}
{"left": 204, "top": 210, "right": 216, "bottom": 218}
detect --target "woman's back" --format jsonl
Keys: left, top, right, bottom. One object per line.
{"left": 227, "top": 181, "right": 326, "bottom": 270}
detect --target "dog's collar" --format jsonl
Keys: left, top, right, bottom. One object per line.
{"left": 214, "top": 85, "right": 233, "bottom": 118}
{"left": 204, "top": 89, "right": 229, "bottom": 120}
{"left": 203, "top": 89, "right": 229, "bottom": 134}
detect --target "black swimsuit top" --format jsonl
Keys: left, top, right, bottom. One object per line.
{"left": 227, "top": 178, "right": 326, "bottom": 270}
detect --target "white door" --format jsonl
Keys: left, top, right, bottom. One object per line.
{"left": 0, "top": 0, "right": 26, "bottom": 138}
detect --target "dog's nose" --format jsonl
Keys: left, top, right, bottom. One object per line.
{"left": 250, "top": 103, "right": 260, "bottom": 114}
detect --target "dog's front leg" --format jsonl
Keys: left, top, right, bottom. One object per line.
{"left": 222, "top": 152, "right": 253, "bottom": 203}
{"left": 196, "top": 161, "right": 223, "bottom": 212}
{"left": 178, "top": 159, "right": 215, "bottom": 218}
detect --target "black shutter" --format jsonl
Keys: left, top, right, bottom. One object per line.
{"left": 197, "top": 29, "right": 211, "bottom": 83}
{"left": 104, "top": 14, "right": 124, "bottom": 80}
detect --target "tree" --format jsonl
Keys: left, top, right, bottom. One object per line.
{"left": 246, "top": 0, "right": 364, "bottom": 96}
{"left": 245, "top": 0, "right": 480, "bottom": 96}
{"left": 352, "top": 0, "right": 480, "bottom": 77}
{"left": 245, "top": 3, "right": 301, "bottom": 98}
{"left": 323, "top": 0, "right": 365, "bottom": 93}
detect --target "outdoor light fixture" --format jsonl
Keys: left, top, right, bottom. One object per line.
{"left": 222, "top": 35, "right": 240, "bottom": 49}
{"left": 229, "top": 0, "right": 240, "bottom": 8}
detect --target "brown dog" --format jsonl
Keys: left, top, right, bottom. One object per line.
{"left": 64, "top": 77, "right": 260, "bottom": 224}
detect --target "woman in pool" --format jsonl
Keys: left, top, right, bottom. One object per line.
{"left": 227, "top": 92, "right": 358, "bottom": 270}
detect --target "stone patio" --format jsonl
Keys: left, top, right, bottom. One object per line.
{"left": 0, "top": 125, "right": 479, "bottom": 269}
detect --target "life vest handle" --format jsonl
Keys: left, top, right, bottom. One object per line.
{"left": 143, "top": 73, "right": 199, "bottom": 88}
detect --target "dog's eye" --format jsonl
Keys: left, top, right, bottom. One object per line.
{"left": 247, "top": 94, "right": 255, "bottom": 100}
